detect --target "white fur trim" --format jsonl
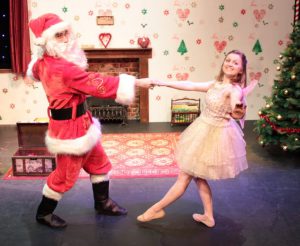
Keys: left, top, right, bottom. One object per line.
{"left": 92, "top": 117, "right": 101, "bottom": 130}
{"left": 34, "top": 37, "right": 46, "bottom": 46}
{"left": 42, "top": 21, "right": 71, "bottom": 42}
{"left": 42, "top": 184, "right": 63, "bottom": 201}
{"left": 45, "top": 123, "right": 101, "bottom": 155}
{"left": 26, "top": 56, "right": 40, "bottom": 81}
{"left": 90, "top": 174, "right": 110, "bottom": 184}
{"left": 115, "top": 74, "right": 136, "bottom": 105}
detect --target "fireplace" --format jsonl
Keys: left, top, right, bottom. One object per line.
{"left": 84, "top": 48, "right": 152, "bottom": 123}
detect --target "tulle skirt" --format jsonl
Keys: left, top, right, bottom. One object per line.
{"left": 175, "top": 116, "right": 248, "bottom": 180}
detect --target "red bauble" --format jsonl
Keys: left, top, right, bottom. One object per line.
{"left": 137, "top": 36, "right": 150, "bottom": 48}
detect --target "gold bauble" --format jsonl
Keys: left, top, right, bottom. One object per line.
{"left": 295, "top": 138, "right": 299, "bottom": 141}
{"left": 291, "top": 74, "right": 296, "bottom": 80}
{"left": 259, "top": 140, "right": 264, "bottom": 145}
{"left": 279, "top": 54, "right": 283, "bottom": 59}
{"left": 276, "top": 66, "right": 281, "bottom": 71}
{"left": 284, "top": 89, "right": 288, "bottom": 95}
{"left": 282, "top": 145, "right": 288, "bottom": 151}
{"left": 277, "top": 114, "right": 282, "bottom": 120}
{"left": 258, "top": 111, "right": 262, "bottom": 115}
{"left": 266, "top": 104, "right": 270, "bottom": 108}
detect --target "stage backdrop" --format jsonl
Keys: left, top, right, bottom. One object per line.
{"left": 0, "top": 0, "right": 295, "bottom": 124}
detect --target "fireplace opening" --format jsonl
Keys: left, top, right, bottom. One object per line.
{"left": 86, "top": 97, "right": 128, "bottom": 125}
{"left": 84, "top": 48, "right": 152, "bottom": 123}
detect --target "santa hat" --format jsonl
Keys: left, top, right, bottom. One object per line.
{"left": 29, "top": 13, "right": 70, "bottom": 46}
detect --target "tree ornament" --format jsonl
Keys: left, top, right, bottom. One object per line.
{"left": 295, "top": 138, "right": 299, "bottom": 141}
{"left": 137, "top": 36, "right": 150, "bottom": 48}
{"left": 258, "top": 111, "right": 262, "bottom": 115}
{"left": 259, "top": 140, "right": 264, "bottom": 145}
{"left": 278, "top": 54, "right": 283, "bottom": 59}
{"left": 282, "top": 144, "right": 288, "bottom": 151}
{"left": 284, "top": 89, "right": 288, "bottom": 95}
{"left": 262, "top": 124, "right": 266, "bottom": 127}
{"left": 277, "top": 114, "right": 282, "bottom": 120}
{"left": 276, "top": 66, "right": 281, "bottom": 71}
{"left": 266, "top": 104, "right": 270, "bottom": 108}
{"left": 291, "top": 74, "right": 296, "bottom": 80}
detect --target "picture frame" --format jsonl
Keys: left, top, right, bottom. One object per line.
{"left": 97, "top": 16, "right": 114, "bottom": 25}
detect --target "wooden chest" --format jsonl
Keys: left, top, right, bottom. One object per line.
{"left": 11, "top": 122, "right": 56, "bottom": 176}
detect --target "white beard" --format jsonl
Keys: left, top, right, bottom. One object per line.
{"left": 45, "top": 36, "right": 88, "bottom": 70}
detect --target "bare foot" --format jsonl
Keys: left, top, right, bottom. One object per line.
{"left": 192, "top": 213, "right": 215, "bottom": 228}
{"left": 137, "top": 208, "right": 165, "bottom": 222}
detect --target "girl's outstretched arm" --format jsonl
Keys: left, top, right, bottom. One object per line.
{"left": 154, "top": 80, "right": 215, "bottom": 92}
{"left": 243, "top": 79, "right": 258, "bottom": 96}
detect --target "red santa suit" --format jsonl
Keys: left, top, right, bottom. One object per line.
{"left": 27, "top": 54, "right": 135, "bottom": 199}
{"left": 27, "top": 14, "right": 135, "bottom": 201}
{"left": 28, "top": 13, "right": 133, "bottom": 228}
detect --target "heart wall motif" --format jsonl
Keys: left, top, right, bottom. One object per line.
{"left": 214, "top": 40, "right": 227, "bottom": 53}
{"left": 99, "top": 33, "right": 112, "bottom": 48}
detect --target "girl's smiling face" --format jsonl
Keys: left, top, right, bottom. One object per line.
{"left": 222, "top": 53, "right": 243, "bottom": 78}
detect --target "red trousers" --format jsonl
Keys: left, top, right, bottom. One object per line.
{"left": 46, "top": 141, "right": 111, "bottom": 193}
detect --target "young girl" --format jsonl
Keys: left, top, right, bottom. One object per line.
{"left": 137, "top": 50, "right": 258, "bottom": 227}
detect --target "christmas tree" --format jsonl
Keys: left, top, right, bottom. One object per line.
{"left": 254, "top": 21, "right": 300, "bottom": 151}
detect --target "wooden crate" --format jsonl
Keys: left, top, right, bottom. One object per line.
{"left": 171, "top": 98, "right": 201, "bottom": 126}
{"left": 11, "top": 122, "right": 56, "bottom": 176}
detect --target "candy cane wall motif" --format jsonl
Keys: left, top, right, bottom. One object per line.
{"left": 295, "top": 0, "right": 300, "bottom": 23}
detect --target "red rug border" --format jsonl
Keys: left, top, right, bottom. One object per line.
{"left": 2, "top": 131, "right": 181, "bottom": 180}
{"left": 2, "top": 167, "right": 178, "bottom": 180}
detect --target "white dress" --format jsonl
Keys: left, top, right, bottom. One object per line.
{"left": 175, "top": 82, "right": 248, "bottom": 180}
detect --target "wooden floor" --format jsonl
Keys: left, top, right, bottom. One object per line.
{"left": 0, "top": 121, "right": 299, "bottom": 246}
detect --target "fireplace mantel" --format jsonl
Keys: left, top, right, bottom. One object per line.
{"left": 84, "top": 48, "right": 152, "bottom": 123}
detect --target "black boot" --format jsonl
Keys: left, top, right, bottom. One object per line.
{"left": 36, "top": 196, "right": 67, "bottom": 228}
{"left": 92, "top": 181, "right": 127, "bottom": 216}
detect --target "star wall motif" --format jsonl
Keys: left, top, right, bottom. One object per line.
{"left": 62, "top": 6, "right": 68, "bottom": 13}
{"left": 141, "top": 8, "right": 147, "bottom": 15}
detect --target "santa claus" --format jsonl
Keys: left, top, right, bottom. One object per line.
{"left": 26, "top": 13, "right": 154, "bottom": 228}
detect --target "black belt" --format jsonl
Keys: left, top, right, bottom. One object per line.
{"left": 50, "top": 103, "right": 86, "bottom": 120}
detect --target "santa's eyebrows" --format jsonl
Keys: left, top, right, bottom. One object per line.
{"left": 55, "top": 30, "right": 69, "bottom": 37}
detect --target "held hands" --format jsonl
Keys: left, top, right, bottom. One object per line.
{"left": 135, "top": 78, "right": 156, "bottom": 89}
{"left": 149, "top": 79, "right": 169, "bottom": 88}
{"left": 135, "top": 78, "right": 167, "bottom": 89}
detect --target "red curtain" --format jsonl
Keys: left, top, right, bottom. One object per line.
{"left": 9, "top": 0, "right": 31, "bottom": 77}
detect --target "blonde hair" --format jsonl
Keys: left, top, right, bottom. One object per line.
{"left": 215, "top": 50, "right": 247, "bottom": 88}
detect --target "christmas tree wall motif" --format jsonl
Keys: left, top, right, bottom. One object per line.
{"left": 254, "top": 22, "right": 300, "bottom": 151}
{"left": 252, "top": 39, "right": 262, "bottom": 55}
{"left": 177, "top": 40, "right": 188, "bottom": 55}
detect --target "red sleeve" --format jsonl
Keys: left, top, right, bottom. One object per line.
{"left": 63, "top": 63, "right": 120, "bottom": 99}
